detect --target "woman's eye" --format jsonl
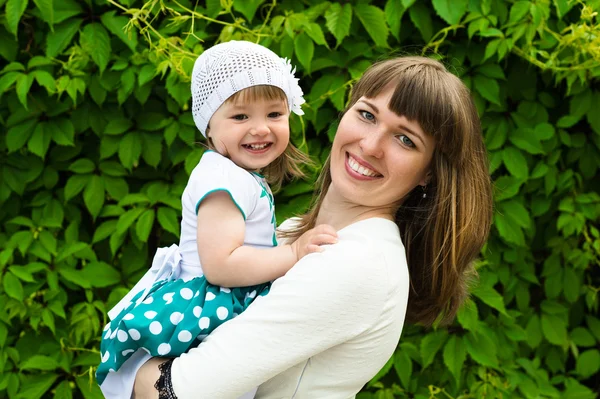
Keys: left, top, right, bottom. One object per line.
{"left": 360, "top": 110, "right": 375, "bottom": 121}
{"left": 398, "top": 135, "right": 415, "bottom": 148}
{"left": 232, "top": 114, "right": 248, "bottom": 120}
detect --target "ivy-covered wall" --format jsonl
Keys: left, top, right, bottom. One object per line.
{"left": 0, "top": 0, "right": 599, "bottom": 398}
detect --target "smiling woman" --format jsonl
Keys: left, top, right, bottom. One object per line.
{"left": 133, "top": 55, "right": 493, "bottom": 399}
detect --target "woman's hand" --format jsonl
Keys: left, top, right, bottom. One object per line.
{"left": 133, "top": 357, "right": 169, "bottom": 399}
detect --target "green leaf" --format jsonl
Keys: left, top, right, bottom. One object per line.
{"left": 53, "top": 0, "right": 83, "bottom": 24}
{"left": 494, "top": 212, "right": 525, "bottom": 245}
{"left": 474, "top": 75, "right": 501, "bottom": 105}
{"left": 502, "top": 146, "right": 529, "bottom": 179}
{"left": 68, "top": 158, "right": 95, "bottom": 174}
{"left": 3, "top": 271, "right": 24, "bottom": 300}
{"left": 354, "top": 5, "right": 389, "bottom": 48}
{"left": 101, "top": 11, "right": 137, "bottom": 52}
{"left": 104, "top": 117, "right": 133, "bottom": 135}
{"left": 119, "top": 132, "right": 143, "bottom": 169}
{"left": 15, "top": 373, "right": 58, "bottom": 399}
{"left": 46, "top": 18, "right": 83, "bottom": 58}
{"left": 138, "top": 64, "right": 157, "bottom": 87}
{"left": 525, "top": 314, "right": 542, "bottom": 348}
{"left": 498, "top": 199, "right": 531, "bottom": 229}
{"left": 294, "top": 32, "right": 314, "bottom": 73}
{"left": 92, "top": 220, "right": 117, "bottom": 244}
{"left": 432, "top": 0, "right": 468, "bottom": 24}
{"left": 443, "top": 335, "right": 466, "bottom": 383}
{"left": 509, "top": 129, "right": 545, "bottom": 154}
{"left": 83, "top": 175, "right": 104, "bottom": 219}
{"left": 20, "top": 355, "right": 59, "bottom": 371}
{"left": 576, "top": 350, "right": 599, "bottom": 378}
{"left": 80, "top": 261, "right": 121, "bottom": 287}
{"left": 27, "top": 123, "right": 52, "bottom": 158}
{"left": 420, "top": 330, "right": 448, "bottom": 369}
{"left": 471, "top": 284, "right": 508, "bottom": 315}
{"left": 5, "top": 0, "right": 28, "bottom": 37}
{"left": 509, "top": 1, "right": 530, "bottom": 24}
{"left": 325, "top": 3, "right": 352, "bottom": 46}
{"left": 32, "top": 70, "right": 55, "bottom": 93}
{"left": 571, "top": 327, "right": 596, "bottom": 347}
{"left": 47, "top": 118, "right": 75, "bottom": 146}
{"left": 303, "top": 22, "right": 327, "bottom": 46}
{"left": 541, "top": 313, "right": 568, "bottom": 345}
{"left": 534, "top": 123, "right": 555, "bottom": 140}
{"left": 135, "top": 209, "right": 155, "bottom": 242}
{"left": 457, "top": 299, "right": 479, "bottom": 331}
{"left": 464, "top": 331, "right": 498, "bottom": 367}
{"left": 64, "top": 174, "right": 89, "bottom": 202}
{"left": 0, "top": 71, "right": 20, "bottom": 93}
{"left": 53, "top": 380, "right": 72, "bottom": 399}
{"left": 116, "top": 207, "right": 146, "bottom": 235}
{"left": 8, "top": 265, "right": 34, "bottom": 282}
{"left": 408, "top": 3, "right": 433, "bottom": 41}
{"left": 6, "top": 119, "right": 37, "bottom": 152}
{"left": 80, "top": 23, "right": 111, "bottom": 73}
{"left": 157, "top": 207, "right": 180, "bottom": 236}
{"left": 384, "top": 0, "right": 405, "bottom": 40}
{"left": 232, "top": 0, "right": 264, "bottom": 22}
{"left": 393, "top": 350, "right": 412, "bottom": 389}
{"left": 16, "top": 73, "right": 34, "bottom": 109}
{"left": 33, "top": 0, "right": 53, "bottom": 27}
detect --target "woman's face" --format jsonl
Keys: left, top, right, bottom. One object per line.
{"left": 330, "top": 86, "right": 436, "bottom": 212}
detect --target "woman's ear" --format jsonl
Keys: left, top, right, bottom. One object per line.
{"left": 419, "top": 170, "right": 432, "bottom": 187}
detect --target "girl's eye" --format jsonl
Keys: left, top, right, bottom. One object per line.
{"left": 360, "top": 110, "right": 375, "bottom": 121}
{"left": 268, "top": 112, "right": 282, "bottom": 118}
{"left": 398, "top": 135, "right": 415, "bottom": 148}
{"left": 232, "top": 114, "right": 248, "bottom": 120}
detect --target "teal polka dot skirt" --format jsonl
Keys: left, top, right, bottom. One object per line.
{"left": 96, "top": 277, "right": 270, "bottom": 385}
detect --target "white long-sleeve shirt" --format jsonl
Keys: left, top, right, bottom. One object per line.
{"left": 171, "top": 217, "right": 410, "bottom": 398}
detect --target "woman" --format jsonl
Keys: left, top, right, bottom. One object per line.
{"left": 134, "top": 56, "right": 493, "bottom": 398}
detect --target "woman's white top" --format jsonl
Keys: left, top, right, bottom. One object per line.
{"left": 178, "top": 151, "right": 277, "bottom": 279}
{"left": 171, "top": 217, "right": 410, "bottom": 398}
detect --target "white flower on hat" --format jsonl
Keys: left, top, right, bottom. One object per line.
{"left": 280, "top": 57, "right": 305, "bottom": 116}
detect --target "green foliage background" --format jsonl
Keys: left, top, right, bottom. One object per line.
{"left": 1, "top": 0, "right": 599, "bottom": 397}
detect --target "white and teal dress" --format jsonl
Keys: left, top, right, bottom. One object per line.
{"left": 97, "top": 151, "right": 277, "bottom": 397}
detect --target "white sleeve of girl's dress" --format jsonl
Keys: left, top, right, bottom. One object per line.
{"left": 170, "top": 243, "right": 387, "bottom": 398}
{"left": 187, "top": 153, "right": 257, "bottom": 219}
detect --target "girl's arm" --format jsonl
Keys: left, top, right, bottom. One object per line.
{"left": 197, "top": 191, "right": 336, "bottom": 287}
{"left": 135, "top": 244, "right": 388, "bottom": 398}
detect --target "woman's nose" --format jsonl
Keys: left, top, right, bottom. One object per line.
{"left": 359, "top": 130, "right": 384, "bottom": 158}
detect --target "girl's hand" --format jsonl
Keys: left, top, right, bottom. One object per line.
{"left": 291, "top": 224, "right": 338, "bottom": 260}
{"left": 133, "top": 357, "right": 169, "bottom": 399}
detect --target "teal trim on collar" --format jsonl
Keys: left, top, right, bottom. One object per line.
{"left": 195, "top": 189, "right": 246, "bottom": 220}
{"left": 251, "top": 171, "right": 265, "bottom": 178}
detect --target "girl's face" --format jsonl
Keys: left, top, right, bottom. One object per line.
{"left": 207, "top": 96, "right": 290, "bottom": 170}
{"left": 330, "top": 86, "right": 436, "bottom": 214}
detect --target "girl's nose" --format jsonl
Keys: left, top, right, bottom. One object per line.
{"left": 250, "top": 121, "right": 270, "bottom": 136}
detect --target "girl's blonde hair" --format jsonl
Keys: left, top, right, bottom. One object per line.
{"left": 205, "top": 85, "right": 313, "bottom": 191}
{"left": 285, "top": 57, "right": 493, "bottom": 326}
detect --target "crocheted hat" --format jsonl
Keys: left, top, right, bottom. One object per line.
{"left": 191, "top": 40, "right": 305, "bottom": 137}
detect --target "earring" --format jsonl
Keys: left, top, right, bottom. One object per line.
{"left": 421, "top": 185, "right": 427, "bottom": 199}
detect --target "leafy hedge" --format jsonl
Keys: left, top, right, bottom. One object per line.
{"left": 0, "top": 0, "right": 599, "bottom": 398}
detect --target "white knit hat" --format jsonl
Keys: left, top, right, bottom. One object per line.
{"left": 191, "top": 40, "right": 305, "bottom": 137}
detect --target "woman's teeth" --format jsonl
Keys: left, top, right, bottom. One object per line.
{"left": 348, "top": 155, "right": 380, "bottom": 177}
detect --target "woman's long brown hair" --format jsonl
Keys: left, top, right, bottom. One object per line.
{"left": 283, "top": 57, "right": 493, "bottom": 326}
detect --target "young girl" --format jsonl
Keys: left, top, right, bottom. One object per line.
{"left": 96, "top": 40, "right": 337, "bottom": 397}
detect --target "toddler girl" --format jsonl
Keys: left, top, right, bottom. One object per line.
{"left": 97, "top": 40, "right": 337, "bottom": 398}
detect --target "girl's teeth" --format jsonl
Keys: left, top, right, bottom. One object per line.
{"left": 248, "top": 143, "right": 268, "bottom": 149}
{"left": 348, "top": 156, "right": 378, "bottom": 177}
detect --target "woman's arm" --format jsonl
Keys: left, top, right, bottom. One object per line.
{"left": 197, "top": 192, "right": 337, "bottom": 287}
{"left": 170, "top": 245, "right": 384, "bottom": 398}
